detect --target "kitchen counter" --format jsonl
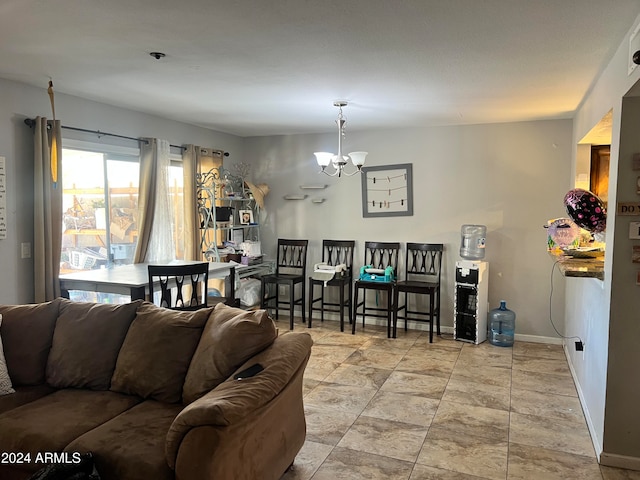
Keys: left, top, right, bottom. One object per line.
{"left": 548, "top": 251, "right": 605, "bottom": 280}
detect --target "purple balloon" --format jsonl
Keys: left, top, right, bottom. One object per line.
{"left": 563, "top": 188, "right": 606, "bottom": 233}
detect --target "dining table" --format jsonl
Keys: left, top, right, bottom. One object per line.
{"left": 59, "top": 260, "right": 237, "bottom": 302}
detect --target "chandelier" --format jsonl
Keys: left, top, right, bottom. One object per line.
{"left": 314, "top": 101, "right": 367, "bottom": 177}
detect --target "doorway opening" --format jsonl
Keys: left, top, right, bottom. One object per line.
{"left": 577, "top": 109, "right": 612, "bottom": 206}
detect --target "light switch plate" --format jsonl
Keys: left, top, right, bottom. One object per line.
{"left": 21, "top": 242, "right": 31, "bottom": 259}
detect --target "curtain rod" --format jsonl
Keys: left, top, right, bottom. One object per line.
{"left": 23, "top": 118, "right": 229, "bottom": 156}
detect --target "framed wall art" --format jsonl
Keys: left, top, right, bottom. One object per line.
{"left": 239, "top": 209, "right": 254, "bottom": 225}
{"left": 361, "top": 163, "right": 413, "bottom": 218}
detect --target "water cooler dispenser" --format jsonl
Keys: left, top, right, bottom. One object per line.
{"left": 454, "top": 225, "right": 489, "bottom": 344}
{"left": 454, "top": 260, "right": 489, "bottom": 344}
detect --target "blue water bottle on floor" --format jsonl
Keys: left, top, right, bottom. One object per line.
{"left": 488, "top": 301, "right": 515, "bottom": 347}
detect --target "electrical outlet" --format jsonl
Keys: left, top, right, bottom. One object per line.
{"left": 575, "top": 341, "right": 584, "bottom": 352}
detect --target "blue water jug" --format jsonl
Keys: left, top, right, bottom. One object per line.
{"left": 488, "top": 301, "right": 515, "bottom": 347}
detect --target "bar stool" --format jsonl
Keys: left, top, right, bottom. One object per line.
{"left": 308, "top": 240, "right": 355, "bottom": 332}
{"left": 393, "top": 243, "right": 443, "bottom": 342}
{"left": 260, "top": 239, "right": 309, "bottom": 330}
{"left": 352, "top": 241, "right": 400, "bottom": 337}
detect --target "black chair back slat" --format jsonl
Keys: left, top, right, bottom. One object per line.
{"left": 277, "top": 239, "right": 309, "bottom": 272}
{"left": 405, "top": 242, "right": 443, "bottom": 279}
{"left": 364, "top": 241, "right": 400, "bottom": 272}
{"left": 323, "top": 240, "right": 355, "bottom": 273}
{"left": 148, "top": 263, "right": 209, "bottom": 311}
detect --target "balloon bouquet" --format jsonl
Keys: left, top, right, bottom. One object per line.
{"left": 560, "top": 188, "right": 607, "bottom": 256}
{"left": 563, "top": 188, "right": 607, "bottom": 234}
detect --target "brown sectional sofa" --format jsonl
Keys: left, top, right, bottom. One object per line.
{"left": 0, "top": 298, "right": 312, "bottom": 480}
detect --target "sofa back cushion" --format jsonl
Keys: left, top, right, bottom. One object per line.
{"left": 110, "top": 302, "right": 211, "bottom": 403}
{"left": 45, "top": 299, "right": 142, "bottom": 390}
{"left": 182, "top": 303, "right": 278, "bottom": 404}
{"left": 0, "top": 300, "right": 60, "bottom": 386}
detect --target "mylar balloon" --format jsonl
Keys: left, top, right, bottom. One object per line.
{"left": 563, "top": 188, "right": 606, "bottom": 233}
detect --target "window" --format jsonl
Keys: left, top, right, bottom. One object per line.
{"left": 61, "top": 141, "right": 187, "bottom": 275}
{"left": 168, "top": 163, "right": 185, "bottom": 259}
{"left": 60, "top": 147, "right": 140, "bottom": 273}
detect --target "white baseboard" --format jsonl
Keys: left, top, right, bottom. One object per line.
{"left": 303, "top": 312, "right": 562, "bottom": 344}
{"left": 600, "top": 452, "right": 640, "bottom": 471}
{"left": 514, "top": 333, "right": 563, "bottom": 345}
{"left": 563, "top": 342, "right": 604, "bottom": 463}
{"left": 564, "top": 345, "right": 640, "bottom": 471}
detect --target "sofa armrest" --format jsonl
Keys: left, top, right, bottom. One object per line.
{"left": 165, "top": 331, "right": 312, "bottom": 469}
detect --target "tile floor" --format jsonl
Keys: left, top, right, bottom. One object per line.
{"left": 276, "top": 318, "right": 640, "bottom": 480}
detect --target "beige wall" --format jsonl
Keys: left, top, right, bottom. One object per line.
{"left": 243, "top": 120, "right": 573, "bottom": 339}
{"left": 606, "top": 95, "right": 640, "bottom": 460}
{"left": 570, "top": 11, "right": 640, "bottom": 468}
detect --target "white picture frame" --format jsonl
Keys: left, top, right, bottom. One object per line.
{"left": 239, "top": 209, "right": 254, "bottom": 225}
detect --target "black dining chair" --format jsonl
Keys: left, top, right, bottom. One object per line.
{"left": 260, "top": 239, "right": 309, "bottom": 330}
{"left": 393, "top": 243, "right": 444, "bottom": 342}
{"left": 308, "top": 240, "right": 356, "bottom": 332}
{"left": 148, "top": 262, "right": 209, "bottom": 311}
{"left": 352, "top": 241, "right": 401, "bottom": 337}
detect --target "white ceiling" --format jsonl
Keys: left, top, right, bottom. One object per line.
{"left": 1, "top": 0, "right": 640, "bottom": 137}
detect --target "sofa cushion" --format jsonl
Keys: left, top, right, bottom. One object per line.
{"left": 46, "top": 299, "right": 142, "bottom": 390}
{"left": 0, "top": 299, "right": 60, "bottom": 386}
{"left": 66, "top": 400, "right": 182, "bottom": 480}
{"left": 0, "top": 384, "right": 57, "bottom": 415}
{"left": 182, "top": 303, "right": 278, "bottom": 404}
{"left": 110, "top": 302, "right": 211, "bottom": 403}
{"left": 0, "top": 389, "right": 142, "bottom": 472}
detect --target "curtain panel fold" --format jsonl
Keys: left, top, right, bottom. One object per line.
{"left": 134, "top": 138, "right": 175, "bottom": 263}
{"left": 33, "top": 117, "right": 62, "bottom": 302}
{"left": 182, "top": 146, "right": 223, "bottom": 261}
{"left": 134, "top": 138, "right": 158, "bottom": 263}
{"left": 182, "top": 145, "right": 199, "bottom": 261}
{"left": 146, "top": 139, "right": 174, "bottom": 263}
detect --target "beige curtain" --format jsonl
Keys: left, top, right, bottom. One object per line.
{"left": 182, "top": 146, "right": 223, "bottom": 261}
{"left": 133, "top": 138, "right": 158, "bottom": 263}
{"left": 182, "top": 145, "right": 199, "bottom": 261}
{"left": 33, "top": 117, "right": 62, "bottom": 302}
